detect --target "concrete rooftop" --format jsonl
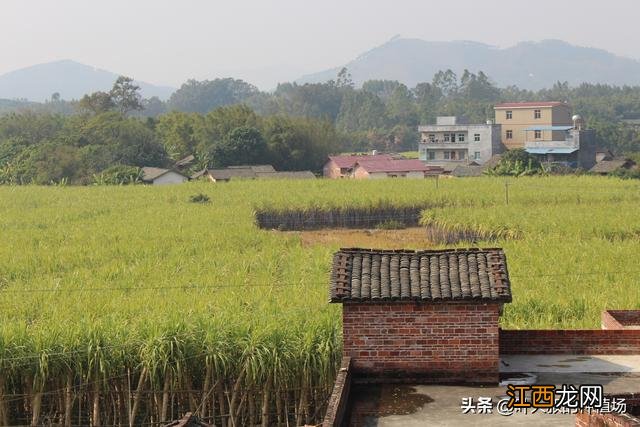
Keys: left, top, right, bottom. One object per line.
{"left": 345, "top": 355, "right": 640, "bottom": 426}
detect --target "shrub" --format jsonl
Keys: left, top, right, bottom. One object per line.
{"left": 189, "top": 193, "right": 211, "bottom": 203}
{"left": 93, "top": 165, "right": 142, "bottom": 185}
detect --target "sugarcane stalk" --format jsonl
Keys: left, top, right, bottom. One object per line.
{"left": 160, "top": 370, "right": 171, "bottom": 422}
{"left": 92, "top": 375, "right": 101, "bottom": 427}
{"left": 228, "top": 367, "right": 246, "bottom": 427}
{"left": 0, "top": 376, "right": 8, "bottom": 426}
{"left": 129, "top": 366, "right": 147, "bottom": 427}
{"left": 199, "top": 363, "right": 211, "bottom": 417}
{"left": 260, "top": 376, "right": 272, "bottom": 427}
{"left": 30, "top": 391, "right": 42, "bottom": 427}
{"left": 216, "top": 382, "right": 227, "bottom": 427}
{"left": 64, "top": 373, "right": 73, "bottom": 427}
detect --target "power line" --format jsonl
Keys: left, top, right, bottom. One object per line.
{"left": 0, "top": 269, "right": 639, "bottom": 295}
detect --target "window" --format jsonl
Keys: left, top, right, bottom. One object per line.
{"left": 428, "top": 134, "right": 435, "bottom": 143}
{"left": 534, "top": 130, "right": 542, "bottom": 139}
{"left": 506, "top": 110, "right": 513, "bottom": 119}
{"left": 474, "top": 133, "right": 481, "bottom": 142}
{"left": 506, "top": 130, "right": 513, "bottom": 139}
{"left": 450, "top": 151, "right": 457, "bottom": 160}
{"left": 457, "top": 133, "right": 465, "bottom": 142}
{"left": 534, "top": 109, "right": 541, "bottom": 119}
{"left": 474, "top": 151, "right": 481, "bottom": 160}
{"left": 459, "top": 151, "right": 466, "bottom": 160}
{"left": 443, "top": 151, "right": 450, "bottom": 160}
{"left": 428, "top": 150, "right": 435, "bottom": 160}
{"left": 444, "top": 133, "right": 450, "bottom": 142}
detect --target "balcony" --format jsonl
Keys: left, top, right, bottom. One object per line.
{"left": 524, "top": 138, "right": 577, "bottom": 150}
{"left": 420, "top": 140, "right": 469, "bottom": 149}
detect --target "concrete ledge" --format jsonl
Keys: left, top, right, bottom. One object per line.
{"left": 323, "top": 357, "right": 352, "bottom": 427}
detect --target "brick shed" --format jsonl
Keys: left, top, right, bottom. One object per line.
{"left": 330, "top": 248, "right": 512, "bottom": 384}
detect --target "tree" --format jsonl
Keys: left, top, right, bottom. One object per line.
{"left": 93, "top": 165, "right": 143, "bottom": 185}
{"left": 432, "top": 69, "right": 459, "bottom": 97}
{"left": 487, "top": 148, "right": 542, "bottom": 176}
{"left": 336, "top": 91, "right": 387, "bottom": 132}
{"left": 78, "top": 92, "right": 115, "bottom": 115}
{"left": 110, "top": 76, "right": 143, "bottom": 115}
{"left": 362, "top": 80, "right": 404, "bottom": 101}
{"left": 210, "top": 126, "right": 266, "bottom": 167}
{"left": 167, "top": 78, "right": 258, "bottom": 113}
{"left": 335, "top": 67, "right": 354, "bottom": 89}
{"left": 156, "top": 111, "right": 202, "bottom": 161}
{"left": 262, "top": 115, "right": 337, "bottom": 171}
{"left": 386, "top": 84, "right": 417, "bottom": 126}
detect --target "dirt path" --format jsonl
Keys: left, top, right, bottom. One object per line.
{"left": 279, "top": 227, "right": 432, "bottom": 249}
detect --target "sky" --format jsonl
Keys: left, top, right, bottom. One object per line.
{"left": 2, "top": 0, "right": 640, "bottom": 90}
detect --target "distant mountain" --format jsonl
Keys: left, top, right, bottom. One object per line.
{"left": 0, "top": 60, "right": 175, "bottom": 102}
{"left": 297, "top": 39, "right": 640, "bottom": 90}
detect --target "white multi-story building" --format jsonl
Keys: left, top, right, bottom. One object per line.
{"left": 418, "top": 116, "right": 504, "bottom": 165}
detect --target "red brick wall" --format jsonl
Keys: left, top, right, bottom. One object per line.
{"left": 499, "top": 329, "right": 640, "bottom": 355}
{"left": 342, "top": 302, "right": 501, "bottom": 384}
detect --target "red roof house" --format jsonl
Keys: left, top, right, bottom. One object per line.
{"left": 352, "top": 158, "right": 443, "bottom": 179}
{"left": 323, "top": 154, "right": 395, "bottom": 178}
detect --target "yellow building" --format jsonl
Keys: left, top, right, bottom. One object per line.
{"left": 494, "top": 102, "right": 572, "bottom": 149}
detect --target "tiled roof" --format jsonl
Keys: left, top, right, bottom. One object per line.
{"left": 142, "top": 167, "right": 171, "bottom": 181}
{"left": 208, "top": 168, "right": 257, "bottom": 180}
{"left": 227, "top": 165, "right": 276, "bottom": 173}
{"left": 174, "top": 155, "right": 195, "bottom": 168}
{"left": 354, "top": 159, "right": 435, "bottom": 173}
{"left": 328, "top": 154, "right": 394, "bottom": 169}
{"left": 494, "top": 101, "right": 568, "bottom": 109}
{"left": 452, "top": 165, "right": 484, "bottom": 177}
{"left": 255, "top": 171, "right": 316, "bottom": 179}
{"left": 590, "top": 159, "right": 636, "bottom": 173}
{"left": 330, "top": 248, "right": 511, "bottom": 303}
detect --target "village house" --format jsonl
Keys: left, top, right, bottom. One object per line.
{"left": 191, "top": 165, "right": 315, "bottom": 182}
{"left": 323, "top": 247, "right": 640, "bottom": 426}
{"left": 330, "top": 247, "right": 511, "bottom": 383}
{"left": 323, "top": 154, "right": 395, "bottom": 178}
{"left": 173, "top": 154, "right": 195, "bottom": 171}
{"left": 494, "top": 101, "right": 573, "bottom": 149}
{"left": 141, "top": 167, "right": 189, "bottom": 185}
{"left": 494, "top": 102, "right": 597, "bottom": 169}
{"left": 352, "top": 158, "right": 443, "bottom": 179}
{"left": 589, "top": 157, "right": 637, "bottom": 175}
{"left": 418, "top": 116, "right": 504, "bottom": 165}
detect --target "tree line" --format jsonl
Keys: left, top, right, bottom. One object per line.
{"left": 1, "top": 68, "right": 640, "bottom": 184}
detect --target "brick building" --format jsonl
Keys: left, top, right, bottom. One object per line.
{"left": 330, "top": 247, "right": 512, "bottom": 384}
{"left": 323, "top": 154, "right": 394, "bottom": 178}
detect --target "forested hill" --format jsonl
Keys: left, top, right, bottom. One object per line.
{"left": 297, "top": 39, "right": 640, "bottom": 90}
{"left": 0, "top": 60, "right": 175, "bottom": 102}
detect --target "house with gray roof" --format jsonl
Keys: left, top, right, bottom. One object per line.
{"left": 141, "top": 167, "right": 189, "bottom": 185}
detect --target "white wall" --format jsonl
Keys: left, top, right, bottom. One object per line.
{"left": 153, "top": 171, "right": 188, "bottom": 185}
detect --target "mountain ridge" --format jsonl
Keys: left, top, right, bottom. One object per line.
{"left": 297, "top": 38, "right": 640, "bottom": 89}
{"left": 0, "top": 60, "right": 175, "bottom": 102}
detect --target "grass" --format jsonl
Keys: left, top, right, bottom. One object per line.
{"left": 0, "top": 176, "right": 639, "bottom": 424}
{"left": 399, "top": 150, "right": 420, "bottom": 159}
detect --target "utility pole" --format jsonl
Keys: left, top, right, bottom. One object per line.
{"left": 504, "top": 180, "right": 509, "bottom": 205}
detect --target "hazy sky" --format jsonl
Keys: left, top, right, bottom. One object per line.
{"left": 2, "top": 0, "right": 639, "bottom": 89}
